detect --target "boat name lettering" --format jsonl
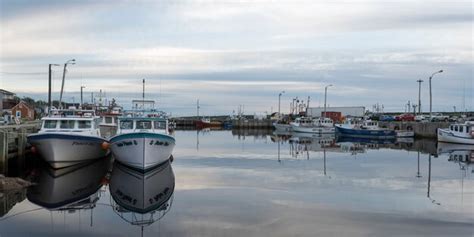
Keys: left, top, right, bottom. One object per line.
{"left": 72, "top": 141, "right": 94, "bottom": 146}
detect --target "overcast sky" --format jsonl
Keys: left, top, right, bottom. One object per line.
{"left": 0, "top": 0, "right": 472, "bottom": 116}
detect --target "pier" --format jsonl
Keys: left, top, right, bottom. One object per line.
{"left": 379, "top": 121, "right": 449, "bottom": 138}
{"left": 0, "top": 122, "right": 41, "bottom": 174}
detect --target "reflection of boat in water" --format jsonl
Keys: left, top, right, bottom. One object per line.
{"left": 109, "top": 160, "right": 174, "bottom": 228}
{"left": 437, "top": 142, "right": 474, "bottom": 162}
{"left": 336, "top": 136, "right": 396, "bottom": 145}
{"left": 27, "top": 158, "right": 110, "bottom": 210}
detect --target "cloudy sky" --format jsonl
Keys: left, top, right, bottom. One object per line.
{"left": 0, "top": 0, "right": 472, "bottom": 116}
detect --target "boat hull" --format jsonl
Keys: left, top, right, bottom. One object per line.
{"left": 27, "top": 133, "right": 109, "bottom": 169}
{"left": 110, "top": 132, "right": 175, "bottom": 170}
{"left": 273, "top": 123, "right": 292, "bottom": 132}
{"left": 290, "top": 124, "right": 335, "bottom": 134}
{"left": 335, "top": 125, "right": 396, "bottom": 139}
{"left": 437, "top": 128, "right": 474, "bottom": 145}
{"left": 395, "top": 130, "right": 415, "bottom": 137}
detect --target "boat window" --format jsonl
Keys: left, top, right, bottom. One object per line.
{"left": 44, "top": 120, "right": 57, "bottom": 129}
{"left": 459, "top": 126, "right": 463, "bottom": 133}
{"left": 136, "top": 120, "right": 152, "bottom": 129}
{"left": 454, "top": 126, "right": 458, "bottom": 132}
{"left": 60, "top": 120, "right": 75, "bottom": 129}
{"left": 466, "top": 127, "right": 470, "bottom": 133}
{"left": 78, "top": 120, "right": 92, "bottom": 129}
{"left": 154, "top": 121, "right": 166, "bottom": 129}
{"left": 105, "top": 117, "right": 113, "bottom": 123}
{"left": 120, "top": 120, "right": 133, "bottom": 129}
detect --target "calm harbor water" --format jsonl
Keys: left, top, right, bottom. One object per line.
{"left": 1, "top": 130, "right": 473, "bottom": 237}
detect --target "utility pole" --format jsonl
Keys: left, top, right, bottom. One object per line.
{"left": 58, "top": 59, "right": 75, "bottom": 109}
{"left": 429, "top": 70, "right": 443, "bottom": 118}
{"left": 324, "top": 85, "right": 333, "bottom": 118}
{"left": 80, "top": 86, "right": 85, "bottom": 108}
{"left": 48, "top": 63, "right": 60, "bottom": 113}
{"left": 417, "top": 79, "right": 423, "bottom": 114}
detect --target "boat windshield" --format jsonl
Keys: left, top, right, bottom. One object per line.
{"left": 78, "top": 120, "right": 92, "bottom": 129}
{"left": 136, "top": 120, "right": 152, "bottom": 129}
{"left": 44, "top": 120, "right": 57, "bottom": 129}
{"left": 60, "top": 120, "right": 75, "bottom": 129}
{"left": 154, "top": 121, "right": 166, "bottom": 129}
{"left": 120, "top": 120, "right": 133, "bottom": 129}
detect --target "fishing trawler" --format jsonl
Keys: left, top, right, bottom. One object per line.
{"left": 437, "top": 121, "right": 474, "bottom": 144}
{"left": 109, "top": 80, "right": 175, "bottom": 170}
{"left": 27, "top": 109, "right": 109, "bottom": 168}
{"left": 335, "top": 119, "right": 396, "bottom": 139}
{"left": 290, "top": 117, "right": 335, "bottom": 134}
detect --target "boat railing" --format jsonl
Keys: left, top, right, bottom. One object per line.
{"left": 49, "top": 109, "right": 97, "bottom": 118}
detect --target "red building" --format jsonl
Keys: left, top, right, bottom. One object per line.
{"left": 12, "top": 101, "right": 35, "bottom": 121}
{"left": 321, "top": 111, "right": 342, "bottom": 123}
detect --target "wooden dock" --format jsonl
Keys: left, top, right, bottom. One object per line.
{"left": 0, "top": 122, "right": 41, "bottom": 174}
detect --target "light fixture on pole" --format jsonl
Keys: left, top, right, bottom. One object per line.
{"left": 324, "top": 84, "right": 333, "bottom": 118}
{"left": 429, "top": 70, "right": 443, "bottom": 118}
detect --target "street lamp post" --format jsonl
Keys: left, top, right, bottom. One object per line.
{"left": 417, "top": 79, "right": 423, "bottom": 114}
{"left": 59, "top": 59, "right": 76, "bottom": 109}
{"left": 48, "top": 63, "right": 60, "bottom": 114}
{"left": 278, "top": 91, "right": 285, "bottom": 118}
{"left": 324, "top": 84, "right": 333, "bottom": 118}
{"left": 429, "top": 70, "right": 443, "bottom": 118}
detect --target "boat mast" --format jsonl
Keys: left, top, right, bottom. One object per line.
{"left": 142, "top": 79, "right": 145, "bottom": 109}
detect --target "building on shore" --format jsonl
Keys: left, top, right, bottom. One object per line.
{"left": 306, "top": 106, "right": 365, "bottom": 119}
{"left": 0, "top": 89, "right": 16, "bottom": 112}
{"left": 12, "top": 101, "right": 35, "bottom": 121}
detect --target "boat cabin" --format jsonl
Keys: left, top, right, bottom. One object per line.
{"left": 117, "top": 117, "right": 169, "bottom": 134}
{"left": 40, "top": 110, "right": 100, "bottom": 136}
{"left": 448, "top": 123, "right": 474, "bottom": 137}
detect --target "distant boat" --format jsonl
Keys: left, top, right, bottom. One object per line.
{"left": 335, "top": 119, "right": 396, "bottom": 139}
{"left": 273, "top": 122, "right": 292, "bottom": 132}
{"left": 195, "top": 117, "right": 221, "bottom": 129}
{"left": 290, "top": 117, "right": 335, "bottom": 134}
{"left": 110, "top": 111, "right": 175, "bottom": 170}
{"left": 395, "top": 130, "right": 415, "bottom": 138}
{"left": 437, "top": 121, "right": 474, "bottom": 145}
{"left": 27, "top": 109, "right": 109, "bottom": 168}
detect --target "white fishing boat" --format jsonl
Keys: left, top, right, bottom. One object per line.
{"left": 290, "top": 117, "right": 335, "bottom": 134}
{"left": 437, "top": 121, "right": 474, "bottom": 145}
{"left": 27, "top": 109, "right": 109, "bottom": 168}
{"left": 110, "top": 110, "right": 175, "bottom": 170}
{"left": 273, "top": 122, "right": 292, "bottom": 132}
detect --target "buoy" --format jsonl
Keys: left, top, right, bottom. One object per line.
{"left": 101, "top": 141, "right": 110, "bottom": 150}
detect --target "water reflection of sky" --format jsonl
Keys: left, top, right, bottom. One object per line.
{"left": 1, "top": 130, "right": 473, "bottom": 237}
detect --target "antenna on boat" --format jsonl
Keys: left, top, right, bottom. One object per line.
{"left": 142, "top": 79, "right": 145, "bottom": 110}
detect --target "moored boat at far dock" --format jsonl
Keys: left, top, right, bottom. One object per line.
{"left": 335, "top": 119, "right": 396, "bottom": 139}
{"left": 290, "top": 117, "right": 335, "bottom": 134}
{"left": 437, "top": 121, "right": 474, "bottom": 145}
